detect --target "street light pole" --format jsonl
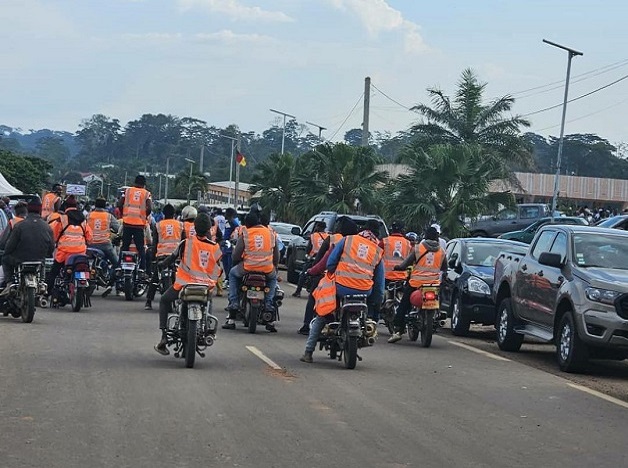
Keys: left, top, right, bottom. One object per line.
{"left": 164, "top": 157, "right": 171, "bottom": 204}
{"left": 185, "top": 157, "right": 195, "bottom": 205}
{"left": 306, "top": 121, "right": 327, "bottom": 142}
{"left": 543, "top": 39, "right": 583, "bottom": 221}
{"left": 270, "top": 108, "right": 296, "bottom": 154}
{"left": 221, "top": 134, "right": 238, "bottom": 205}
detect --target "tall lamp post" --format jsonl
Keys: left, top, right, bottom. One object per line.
{"left": 185, "top": 157, "right": 195, "bottom": 205}
{"left": 543, "top": 39, "right": 583, "bottom": 221}
{"left": 270, "top": 108, "right": 296, "bottom": 154}
{"left": 164, "top": 157, "right": 171, "bottom": 204}
{"left": 221, "top": 134, "right": 238, "bottom": 205}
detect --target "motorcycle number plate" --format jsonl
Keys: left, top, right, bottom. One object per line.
{"left": 188, "top": 305, "right": 203, "bottom": 320}
{"left": 25, "top": 277, "right": 37, "bottom": 288}
{"left": 121, "top": 262, "right": 135, "bottom": 270}
{"left": 246, "top": 290, "right": 265, "bottom": 300}
{"left": 74, "top": 271, "right": 89, "bottom": 280}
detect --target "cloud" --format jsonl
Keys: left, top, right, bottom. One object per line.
{"left": 177, "top": 0, "right": 293, "bottom": 22}
{"left": 195, "top": 30, "right": 275, "bottom": 45}
{"left": 121, "top": 32, "right": 183, "bottom": 42}
{"left": 328, "top": 0, "right": 427, "bottom": 53}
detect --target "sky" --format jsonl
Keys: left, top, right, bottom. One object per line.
{"left": 2, "top": 0, "right": 628, "bottom": 145}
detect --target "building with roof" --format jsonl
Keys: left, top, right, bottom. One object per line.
{"left": 205, "top": 181, "right": 253, "bottom": 208}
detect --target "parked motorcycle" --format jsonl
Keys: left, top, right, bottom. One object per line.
{"left": 116, "top": 251, "right": 147, "bottom": 301}
{"left": 317, "top": 294, "right": 378, "bottom": 369}
{"left": 51, "top": 254, "right": 91, "bottom": 312}
{"left": 164, "top": 284, "right": 218, "bottom": 368}
{"left": 381, "top": 280, "right": 404, "bottom": 334}
{"left": 0, "top": 261, "right": 48, "bottom": 322}
{"left": 236, "top": 273, "right": 284, "bottom": 333}
{"left": 406, "top": 283, "right": 443, "bottom": 348}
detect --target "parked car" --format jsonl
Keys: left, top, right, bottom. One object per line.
{"left": 499, "top": 216, "right": 588, "bottom": 244}
{"left": 285, "top": 211, "right": 388, "bottom": 284}
{"left": 493, "top": 225, "right": 628, "bottom": 373}
{"left": 0, "top": 208, "right": 8, "bottom": 234}
{"left": 468, "top": 203, "right": 550, "bottom": 238}
{"left": 269, "top": 222, "right": 301, "bottom": 264}
{"left": 594, "top": 215, "right": 628, "bottom": 230}
{"left": 440, "top": 238, "right": 528, "bottom": 336}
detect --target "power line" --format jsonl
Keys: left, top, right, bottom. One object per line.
{"left": 371, "top": 83, "right": 414, "bottom": 111}
{"left": 328, "top": 92, "right": 364, "bottom": 141}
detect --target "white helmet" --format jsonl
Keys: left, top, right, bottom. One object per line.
{"left": 181, "top": 206, "right": 197, "bottom": 221}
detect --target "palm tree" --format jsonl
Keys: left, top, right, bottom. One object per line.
{"left": 250, "top": 152, "right": 297, "bottom": 223}
{"left": 292, "top": 143, "right": 388, "bottom": 219}
{"left": 410, "top": 68, "right": 532, "bottom": 167}
{"left": 383, "top": 143, "right": 514, "bottom": 237}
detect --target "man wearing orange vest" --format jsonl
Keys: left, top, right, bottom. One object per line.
{"left": 41, "top": 183, "right": 63, "bottom": 220}
{"left": 145, "top": 204, "right": 183, "bottom": 310}
{"left": 292, "top": 221, "right": 328, "bottom": 298}
{"left": 154, "top": 213, "right": 222, "bottom": 355}
{"left": 87, "top": 198, "right": 120, "bottom": 294}
{"left": 388, "top": 226, "right": 447, "bottom": 344}
{"left": 301, "top": 220, "right": 384, "bottom": 363}
{"left": 223, "top": 212, "right": 279, "bottom": 332}
{"left": 380, "top": 221, "right": 412, "bottom": 283}
{"left": 118, "top": 175, "right": 152, "bottom": 272}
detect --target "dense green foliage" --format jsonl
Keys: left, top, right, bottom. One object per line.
{"left": 0, "top": 149, "right": 52, "bottom": 194}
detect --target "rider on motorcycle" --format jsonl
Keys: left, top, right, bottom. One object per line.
{"left": 381, "top": 221, "right": 412, "bottom": 282}
{"left": 154, "top": 213, "right": 222, "bottom": 355}
{"left": 87, "top": 197, "right": 120, "bottom": 296}
{"left": 387, "top": 226, "right": 447, "bottom": 344}
{"left": 181, "top": 205, "right": 198, "bottom": 238}
{"left": 0, "top": 201, "right": 27, "bottom": 251}
{"left": 223, "top": 212, "right": 279, "bottom": 332}
{"left": 292, "top": 221, "right": 328, "bottom": 298}
{"left": 300, "top": 221, "right": 385, "bottom": 363}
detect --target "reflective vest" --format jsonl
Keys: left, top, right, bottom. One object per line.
{"left": 329, "top": 233, "right": 342, "bottom": 249}
{"left": 335, "top": 235, "right": 383, "bottom": 291}
{"left": 42, "top": 193, "right": 60, "bottom": 219}
{"left": 88, "top": 211, "right": 111, "bottom": 244}
{"left": 122, "top": 187, "right": 149, "bottom": 226}
{"left": 241, "top": 226, "right": 274, "bottom": 274}
{"left": 47, "top": 211, "right": 62, "bottom": 225}
{"left": 174, "top": 236, "right": 222, "bottom": 291}
{"left": 409, "top": 242, "right": 445, "bottom": 288}
{"left": 156, "top": 219, "right": 184, "bottom": 257}
{"left": 57, "top": 225, "right": 87, "bottom": 254}
{"left": 382, "top": 235, "right": 412, "bottom": 281}
{"left": 313, "top": 272, "right": 337, "bottom": 316}
{"left": 51, "top": 214, "right": 70, "bottom": 242}
{"left": 184, "top": 221, "right": 196, "bottom": 239}
{"left": 309, "top": 232, "right": 329, "bottom": 257}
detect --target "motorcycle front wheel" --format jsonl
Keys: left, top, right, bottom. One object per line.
{"left": 185, "top": 319, "right": 197, "bottom": 368}
{"left": 21, "top": 286, "right": 36, "bottom": 323}
{"left": 343, "top": 334, "right": 358, "bottom": 369}
{"left": 247, "top": 302, "right": 258, "bottom": 334}
{"left": 420, "top": 311, "right": 434, "bottom": 348}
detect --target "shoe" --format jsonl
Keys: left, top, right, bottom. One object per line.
{"left": 300, "top": 352, "right": 313, "bottom": 363}
{"left": 266, "top": 324, "right": 277, "bottom": 333}
{"left": 388, "top": 332, "right": 403, "bottom": 344}
{"left": 222, "top": 322, "right": 236, "bottom": 330}
{"left": 101, "top": 285, "right": 112, "bottom": 298}
{"left": 291, "top": 291, "right": 301, "bottom": 298}
{"left": 144, "top": 301, "right": 152, "bottom": 310}
{"left": 154, "top": 338, "right": 169, "bottom": 355}
{"left": 298, "top": 326, "right": 310, "bottom": 336}
{"left": 216, "top": 291, "right": 223, "bottom": 297}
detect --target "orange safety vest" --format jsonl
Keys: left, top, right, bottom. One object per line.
{"left": 174, "top": 236, "right": 222, "bottom": 291}
{"left": 313, "top": 272, "right": 337, "bottom": 316}
{"left": 184, "top": 221, "right": 196, "bottom": 239}
{"left": 56, "top": 225, "right": 87, "bottom": 254}
{"left": 51, "top": 214, "right": 70, "bottom": 242}
{"left": 241, "top": 225, "right": 274, "bottom": 274}
{"left": 88, "top": 211, "right": 111, "bottom": 244}
{"left": 329, "top": 233, "right": 342, "bottom": 248}
{"left": 409, "top": 242, "right": 445, "bottom": 288}
{"left": 309, "top": 232, "right": 329, "bottom": 257}
{"left": 334, "top": 235, "right": 383, "bottom": 291}
{"left": 156, "top": 219, "right": 184, "bottom": 257}
{"left": 122, "top": 187, "right": 149, "bottom": 226}
{"left": 47, "top": 211, "right": 61, "bottom": 225}
{"left": 42, "top": 193, "right": 60, "bottom": 220}
{"left": 382, "top": 235, "right": 412, "bottom": 281}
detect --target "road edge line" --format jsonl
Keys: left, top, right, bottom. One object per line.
{"left": 246, "top": 345, "right": 282, "bottom": 370}
{"left": 566, "top": 382, "right": 628, "bottom": 410}
{"left": 448, "top": 341, "right": 511, "bottom": 362}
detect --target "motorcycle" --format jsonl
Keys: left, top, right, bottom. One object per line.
{"left": 0, "top": 261, "right": 48, "bottom": 322}
{"left": 86, "top": 247, "right": 113, "bottom": 300}
{"left": 164, "top": 284, "right": 218, "bottom": 368}
{"left": 151, "top": 256, "right": 177, "bottom": 296}
{"left": 116, "top": 250, "right": 147, "bottom": 301}
{"left": 405, "top": 283, "right": 444, "bottom": 348}
{"left": 381, "top": 280, "right": 404, "bottom": 334}
{"left": 236, "top": 273, "right": 284, "bottom": 334}
{"left": 317, "top": 294, "right": 378, "bottom": 369}
{"left": 51, "top": 254, "right": 91, "bottom": 312}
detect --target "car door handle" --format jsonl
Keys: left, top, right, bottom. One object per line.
{"left": 521, "top": 264, "right": 527, "bottom": 271}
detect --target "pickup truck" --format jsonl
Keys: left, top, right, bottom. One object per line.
{"left": 492, "top": 225, "right": 628, "bottom": 373}
{"left": 468, "top": 203, "right": 550, "bottom": 238}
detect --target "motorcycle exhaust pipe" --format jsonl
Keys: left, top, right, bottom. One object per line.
{"left": 204, "top": 336, "right": 215, "bottom": 347}
{"left": 38, "top": 297, "right": 49, "bottom": 308}
{"left": 367, "top": 336, "right": 376, "bottom": 346}
{"left": 365, "top": 321, "right": 378, "bottom": 337}
{"left": 439, "top": 320, "right": 446, "bottom": 328}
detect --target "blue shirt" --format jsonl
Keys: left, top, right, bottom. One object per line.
{"left": 223, "top": 217, "right": 240, "bottom": 253}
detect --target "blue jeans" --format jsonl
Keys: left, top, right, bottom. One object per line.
{"left": 228, "top": 263, "right": 277, "bottom": 311}
{"left": 222, "top": 252, "right": 233, "bottom": 277}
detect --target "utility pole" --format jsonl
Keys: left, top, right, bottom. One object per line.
{"left": 221, "top": 134, "right": 238, "bottom": 205}
{"left": 362, "top": 76, "right": 371, "bottom": 147}
{"left": 164, "top": 157, "right": 170, "bottom": 203}
{"left": 270, "top": 108, "right": 296, "bottom": 154}
{"left": 234, "top": 133, "right": 241, "bottom": 209}
{"left": 199, "top": 145, "right": 205, "bottom": 176}
{"left": 543, "top": 39, "right": 583, "bottom": 221}
{"left": 306, "top": 121, "right": 327, "bottom": 142}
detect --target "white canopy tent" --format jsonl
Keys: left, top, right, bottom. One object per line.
{"left": 0, "top": 172, "right": 22, "bottom": 196}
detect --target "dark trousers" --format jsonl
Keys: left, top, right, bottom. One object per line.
{"left": 46, "top": 261, "right": 64, "bottom": 296}
{"left": 120, "top": 225, "right": 146, "bottom": 270}
{"left": 301, "top": 274, "right": 322, "bottom": 328}
{"left": 1, "top": 255, "right": 18, "bottom": 285}
{"left": 146, "top": 256, "right": 167, "bottom": 302}
{"left": 393, "top": 284, "right": 417, "bottom": 331}
{"left": 159, "top": 286, "right": 180, "bottom": 330}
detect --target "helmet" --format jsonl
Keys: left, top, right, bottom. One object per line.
{"left": 181, "top": 206, "right": 197, "bottom": 221}
{"left": 249, "top": 202, "right": 262, "bottom": 214}
{"left": 410, "top": 290, "right": 423, "bottom": 308}
{"left": 406, "top": 232, "right": 418, "bottom": 243}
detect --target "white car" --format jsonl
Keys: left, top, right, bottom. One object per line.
{"left": 270, "top": 222, "right": 301, "bottom": 263}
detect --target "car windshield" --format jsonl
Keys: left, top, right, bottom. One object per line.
{"left": 596, "top": 216, "right": 625, "bottom": 228}
{"left": 465, "top": 242, "right": 527, "bottom": 267}
{"left": 270, "top": 224, "right": 295, "bottom": 235}
{"left": 572, "top": 233, "right": 628, "bottom": 270}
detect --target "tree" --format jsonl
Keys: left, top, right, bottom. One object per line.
{"left": 250, "top": 153, "right": 297, "bottom": 223}
{"left": 36, "top": 136, "right": 70, "bottom": 171}
{"left": 76, "top": 114, "right": 121, "bottom": 165}
{"left": 383, "top": 144, "right": 514, "bottom": 237}
{"left": 410, "top": 68, "right": 532, "bottom": 168}
{"left": 0, "top": 149, "right": 51, "bottom": 194}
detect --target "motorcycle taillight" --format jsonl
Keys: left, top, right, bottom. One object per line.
{"left": 424, "top": 291, "right": 436, "bottom": 301}
{"left": 123, "top": 255, "right": 134, "bottom": 263}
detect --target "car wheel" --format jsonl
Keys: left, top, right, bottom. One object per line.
{"left": 557, "top": 312, "right": 588, "bottom": 373}
{"left": 450, "top": 293, "right": 470, "bottom": 336}
{"left": 496, "top": 298, "right": 523, "bottom": 352}
{"left": 286, "top": 252, "right": 299, "bottom": 284}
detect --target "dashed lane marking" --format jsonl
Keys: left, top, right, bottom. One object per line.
{"left": 246, "top": 345, "right": 282, "bottom": 370}
{"left": 566, "top": 382, "right": 628, "bottom": 410}
{"left": 448, "top": 341, "right": 512, "bottom": 362}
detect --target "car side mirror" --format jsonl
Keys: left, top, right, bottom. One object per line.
{"left": 448, "top": 253, "right": 459, "bottom": 268}
{"left": 291, "top": 227, "right": 301, "bottom": 236}
{"left": 538, "top": 252, "right": 563, "bottom": 268}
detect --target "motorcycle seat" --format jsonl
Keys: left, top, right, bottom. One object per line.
{"left": 87, "top": 248, "right": 105, "bottom": 259}
{"left": 243, "top": 273, "right": 267, "bottom": 286}
{"left": 65, "top": 254, "right": 89, "bottom": 267}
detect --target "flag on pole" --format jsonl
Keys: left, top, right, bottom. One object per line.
{"left": 236, "top": 151, "right": 247, "bottom": 167}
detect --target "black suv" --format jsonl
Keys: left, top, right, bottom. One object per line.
{"left": 285, "top": 211, "right": 388, "bottom": 284}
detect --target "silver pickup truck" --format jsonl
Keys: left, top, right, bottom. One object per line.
{"left": 492, "top": 225, "right": 628, "bottom": 373}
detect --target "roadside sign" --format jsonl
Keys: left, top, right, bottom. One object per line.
{"left": 66, "top": 184, "right": 87, "bottom": 196}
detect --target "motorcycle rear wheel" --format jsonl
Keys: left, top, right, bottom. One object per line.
{"left": 22, "top": 287, "right": 36, "bottom": 323}
{"left": 70, "top": 283, "right": 83, "bottom": 312}
{"left": 420, "top": 311, "right": 434, "bottom": 348}
{"left": 124, "top": 277, "right": 133, "bottom": 301}
{"left": 185, "top": 319, "right": 197, "bottom": 368}
{"left": 344, "top": 335, "right": 358, "bottom": 369}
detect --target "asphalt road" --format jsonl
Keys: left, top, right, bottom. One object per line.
{"left": 1, "top": 280, "right": 627, "bottom": 468}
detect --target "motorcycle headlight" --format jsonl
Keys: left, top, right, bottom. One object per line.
{"left": 467, "top": 276, "right": 491, "bottom": 295}
{"left": 585, "top": 287, "right": 621, "bottom": 305}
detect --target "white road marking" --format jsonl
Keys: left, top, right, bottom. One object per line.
{"left": 566, "top": 383, "right": 628, "bottom": 410}
{"left": 246, "top": 345, "right": 282, "bottom": 370}
{"left": 448, "top": 341, "right": 511, "bottom": 362}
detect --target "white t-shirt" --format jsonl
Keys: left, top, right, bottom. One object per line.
{"left": 214, "top": 215, "right": 226, "bottom": 234}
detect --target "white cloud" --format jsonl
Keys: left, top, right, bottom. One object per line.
{"left": 195, "top": 30, "right": 275, "bottom": 45}
{"left": 121, "top": 32, "right": 184, "bottom": 42}
{"left": 177, "top": 0, "right": 293, "bottom": 22}
{"left": 328, "top": 0, "right": 427, "bottom": 53}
